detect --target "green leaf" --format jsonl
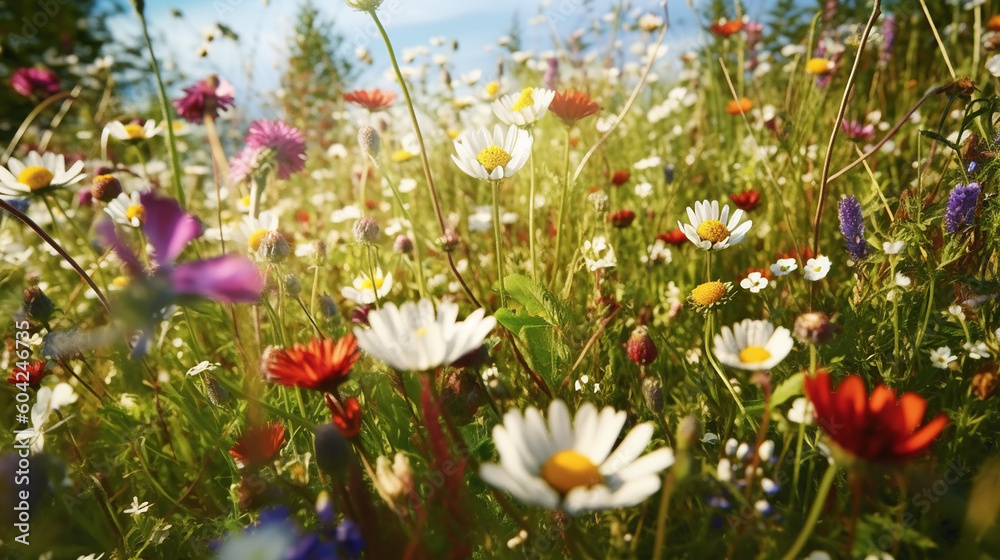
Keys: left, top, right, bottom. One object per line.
{"left": 502, "top": 273, "right": 565, "bottom": 325}
{"left": 771, "top": 371, "right": 804, "bottom": 408}
{"left": 494, "top": 308, "right": 568, "bottom": 384}
{"left": 919, "top": 129, "right": 959, "bottom": 152}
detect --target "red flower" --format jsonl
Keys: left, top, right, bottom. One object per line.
{"left": 549, "top": 89, "right": 601, "bottom": 126}
{"left": 6, "top": 360, "right": 50, "bottom": 388}
{"left": 263, "top": 336, "right": 360, "bottom": 393}
{"left": 657, "top": 228, "right": 688, "bottom": 246}
{"left": 229, "top": 422, "right": 286, "bottom": 469}
{"left": 729, "top": 189, "right": 761, "bottom": 211}
{"left": 710, "top": 19, "right": 744, "bottom": 37}
{"left": 608, "top": 209, "right": 636, "bottom": 228}
{"left": 804, "top": 372, "right": 949, "bottom": 464}
{"left": 777, "top": 245, "right": 814, "bottom": 262}
{"left": 326, "top": 395, "right": 363, "bottom": 437}
{"left": 344, "top": 89, "right": 396, "bottom": 111}
{"left": 610, "top": 170, "right": 630, "bottom": 186}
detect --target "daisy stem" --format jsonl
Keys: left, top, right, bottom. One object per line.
{"left": 551, "top": 126, "right": 572, "bottom": 291}
{"left": 366, "top": 245, "right": 382, "bottom": 309}
{"left": 528, "top": 133, "right": 539, "bottom": 283}
{"left": 890, "top": 260, "right": 901, "bottom": 380}
{"left": 704, "top": 313, "right": 746, "bottom": 415}
{"left": 780, "top": 462, "right": 838, "bottom": 560}
{"left": 491, "top": 180, "right": 508, "bottom": 308}
{"left": 134, "top": 4, "right": 186, "bottom": 208}
{"left": 651, "top": 471, "right": 677, "bottom": 560}
{"left": 373, "top": 157, "right": 428, "bottom": 299}
{"left": 792, "top": 418, "right": 806, "bottom": 503}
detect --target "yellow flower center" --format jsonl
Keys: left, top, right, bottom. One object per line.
{"left": 392, "top": 149, "right": 414, "bottom": 162}
{"left": 691, "top": 281, "right": 727, "bottom": 306}
{"left": 111, "top": 275, "right": 130, "bottom": 288}
{"left": 125, "top": 204, "right": 145, "bottom": 222}
{"left": 805, "top": 58, "right": 833, "bottom": 75}
{"left": 360, "top": 276, "right": 385, "bottom": 291}
{"left": 476, "top": 146, "right": 512, "bottom": 173}
{"left": 414, "top": 326, "right": 428, "bottom": 337}
{"left": 240, "top": 195, "right": 251, "bottom": 207}
{"left": 124, "top": 123, "right": 146, "bottom": 139}
{"left": 512, "top": 87, "right": 535, "bottom": 111}
{"left": 17, "top": 166, "right": 54, "bottom": 192}
{"left": 696, "top": 219, "right": 730, "bottom": 243}
{"left": 739, "top": 346, "right": 772, "bottom": 364}
{"left": 447, "top": 129, "right": 459, "bottom": 140}
{"left": 541, "top": 450, "right": 603, "bottom": 494}
{"left": 485, "top": 81, "right": 500, "bottom": 97}
{"left": 248, "top": 229, "right": 268, "bottom": 252}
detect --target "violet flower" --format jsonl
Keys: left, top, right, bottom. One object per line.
{"left": 11, "top": 68, "right": 61, "bottom": 98}
{"left": 841, "top": 120, "right": 875, "bottom": 143}
{"left": 880, "top": 15, "right": 896, "bottom": 67}
{"left": 229, "top": 120, "right": 306, "bottom": 183}
{"left": 944, "top": 183, "right": 981, "bottom": 233}
{"left": 172, "top": 75, "right": 235, "bottom": 123}
{"left": 838, "top": 195, "right": 868, "bottom": 262}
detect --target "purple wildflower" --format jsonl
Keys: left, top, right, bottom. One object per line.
{"left": 838, "top": 195, "right": 868, "bottom": 262}
{"left": 544, "top": 57, "right": 559, "bottom": 90}
{"left": 227, "top": 145, "right": 261, "bottom": 185}
{"left": 841, "top": 120, "right": 875, "bottom": 143}
{"left": 172, "top": 75, "right": 235, "bottom": 123}
{"left": 944, "top": 183, "right": 981, "bottom": 233}
{"left": 880, "top": 15, "right": 896, "bottom": 67}
{"left": 244, "top": 120, "right": 307, "bottom": 180}
{"left": 10, "top": 67, "right": 61, "bottom": 98}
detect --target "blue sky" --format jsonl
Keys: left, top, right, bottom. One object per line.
{"left": 130, "top": 0, "right": 781, "bottom": 117}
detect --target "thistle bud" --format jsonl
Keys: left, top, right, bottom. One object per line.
{"left": 283, "top": 274, "right": 302, "bottom": 297}
{"left": 437, "top": 228, "right": 460, "bottom": 252}
{"left": 24, "top": 286, "right": 55, "bottom": 322}
{"left": 641, "top": 376, "right": 663, "bottom": 413}
{"left": 352, "top": 216, "right": 380, "bottom": 243}
{"left": 319, "top": 294, "right": 340, "bottom": 320}
{"left": 626, "top": 325, "right": 658, "bottom": 366}
{"left": 314, "top": 424, "right": 352, "bottom": 475}
{"left": 259, "top": 231, "right": 290, "bottom": 263}
{"left": 91, "top": 174, "right": 123, "bottom": 202}
{"left": 393, "top": 234, "right": 413, "bottom": 256}
{"left": 204, "top": 374, "right": 230, "bottom": 406}
{"left": 792, "top": 312, "right": 837, "bottom": 345}
{"left": 357, "top": 125, "right": 381, "bottom": 157}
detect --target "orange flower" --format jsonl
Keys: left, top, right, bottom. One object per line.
{"left": 988, "top": 14, "right": 1000, "bottom": 32}
{"left": 264, "top": 335, "right": 360, "bottom": 393}
{"left": 549, "top": 89, "right": 600, "bottom": 126}
{"left": 710, "top": 19, "right": 744, "bottom": 37}
{"left": 6, "top": 360, "right": 50, "bottom": 388}
{"left": 229, "top": 422, "right": 286, "bottom": 469}
{"left": 804, "top": 372, "right": 949, "bottom": 465}
{"left": 729, "top": 189, "right": 761, "bottom": 211}
{"left": 726, "top": 97, "right": 753, "bottom": 115}
{"left": 343, "top": 88, "right": 396, "bottom": 111}
{"left": 326, "top": 395, "right": 363, "bottom": 437}
{"left": 657, "top": 228, "right": 688, "bottom": 246}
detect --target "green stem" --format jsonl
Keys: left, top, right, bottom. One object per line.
{"left": 373, "top": 157, "right": 428, "bottom": 299}
{"left": 651, "top": 472, "right": 676, "bottom": 560}
{"left": 781, "top": 462, "right": 838, "bottom": 560}
{"left": 492, "top": 180, "right": 508, "bottom": 308}
{"left": 134, "top": 7, "right": 185, "bottom": 207}
{"left": 704, "top": 312, "right": 745, "bottom": 415}
{"left": 551, "top": 126, "right": 573, "bottom": 290}
{"left": 528, "top": 135, "right": 538, "bottom": 283}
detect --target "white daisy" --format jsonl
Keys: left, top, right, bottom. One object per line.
{"left": 964, "top": 341, "right": 990, "bottom": 360}
{"left": 803, "top": 255, "right": 832, "bottom": 281}
{"left": 104, "top": 191, "right": 145, "bottom": 228}
{"left": 479, "top": 399, "right": 674, "bottom": 514}
{"left": 929, "top": 346, "right": 957, "bottom": 369}
{"left": 492, "top": 87, "right": 555, "bottom": 127}
{"left": 353, "top": 299, "right": 496, "bottom": 372}
{"left": 713, "top": 319, "right": 794, "bottom": 371}
{"left": 451, "top": 124, "right": 533, "bottom": 181}
{"left": 770, "top": 258, "right": 798, "bottom": 276}
{"left": 341, "top": 269, "right": 393, "bottom": 305}
{"left": 740, "top": 272, "right": 769, "bottom": 293}
{"left": 582, "top": 236, "right": 616, "bottom": 270}
{"left": 235, "top": 211, "right": 280, "bottom": 254}
{"left": 103, "top": 120, "right": 162, "bottom": 142}
{"left": 0, "top": 151, "right": 86, "bottom": 196}
{"left": 677, "top": 200, "right": 752, "bottom": 251}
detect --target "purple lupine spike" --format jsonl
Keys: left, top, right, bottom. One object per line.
{"left": 544, "top": 57, "right": 559, "bottom": 91}
{"left": 944, "top": 183, "right": 981, "bottom": 233}
{"left": 880, "top": 14, "right": 896, "bottom": 67}
{"left": 838, "top": 195, "right": 868, "bottom": 261}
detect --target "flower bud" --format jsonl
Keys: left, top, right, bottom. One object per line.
{"left": 91, "top": 174, "right": 123, "bottom": 202}
{"left": 283, "top": 274, "right": 302, "bottom": 297}
{"left": 314, "top": 423, "right": 352, "bottom": 475}
{"left": 319, "top": 294, "right": 340, "bottom": 320}
{"left": 793, "top": 311, "right": 837, "bottom": 345}
{"left": 259, "top": 231, "right": 290, "bottom": 263}
{"left": 343, "top": 0, "right": 384, "bottom": 11}
{"left": 24, "top": 286, "right": 55, "bottom": 322}
{"left": 393, "top": 234, "right": 413, "bottom": 256}
{"left": 641, "top": 376, "right": 663, "bottom": 413}
{"left": 436, "top": 228, "right": 460, "bottom": 252}
{"left": 626, "top": 325, "right": 658, "bottom": 366}
{"left": 352, "top": 216, "right": 380, "bottom": 243}
{"left": 374, "top": 452, "right": 412, "bottom": 512}
{"left": 357, "top": 125, "right": 381, "bottom": 157}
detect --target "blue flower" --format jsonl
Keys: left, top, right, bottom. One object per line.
{"left": 944, "top": 182, "right": 981, "bottom": 233}
{"left": 837, "top": 195, "right": 868, "bottom": 262}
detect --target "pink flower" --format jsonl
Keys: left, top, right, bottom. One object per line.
{"left": 11, "top": 68, "right": 60, "bottom": 98}
{"left": 172, "top": 75, "right": 235, "bottom": 123}
{"left": 231, "top": 120, "right": 307, "bottom": 181}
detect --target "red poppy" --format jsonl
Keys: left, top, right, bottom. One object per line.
{"left": 726, "top": 98, "right": 753, "bottom": 115}
{"left": 608, "top": 209, "right": 636, "bottom": 228}
{"left": 549, "top": 89, "right": 601, "bottom": 126}
{"left": 326, "top": 395, "right": 363, "bottom": 437}
{"left": 657, "top": 228, "right": 688, "bottom": 246}
{"left": 263, "top": 335, "right": 360, "bottom": 393}
{"left": 729, "top": 189, "right": 761, "bottom": 211}
{"left": 610, "top": 170, "right": 630, "bottom": 186}
{"left": 710, "top": 19, "right": 744, "bottom": 37}
{"left": 229, "top": 422, "right": 286, "bottom": 469}
{"left": 988, "top": 14, "right": 1000, "bottom": 32}
{"left": 343, "top": 89, "right": 396, "bottom": 112}
{"left": 804, "top": 372, "right": 949, "bottom": 464}
{"left": 6, "top": 360, "right": 50, "bottom": 388}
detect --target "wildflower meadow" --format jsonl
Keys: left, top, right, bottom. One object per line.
{"left": 3, "top": 0, "right": 1000, "bottom": 558}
